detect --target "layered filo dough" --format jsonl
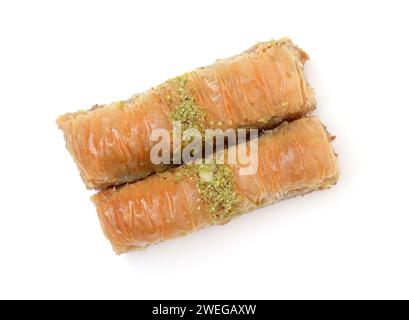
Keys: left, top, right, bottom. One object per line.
{"left": 57, "top": 38, "right": 315, "bottom": 189}
{"left": 92, "top": 117, "right": 339, "bottom": 254}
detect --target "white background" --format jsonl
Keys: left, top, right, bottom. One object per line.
{"left": 0, "top": 0, "right": 408, "bottom": 300}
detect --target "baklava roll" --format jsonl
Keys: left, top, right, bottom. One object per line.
{"left": 57, "top": 38, "right": 315, "bottom": 189}
{"left": 92, "top": 117, "right": 339, "bottom": 254}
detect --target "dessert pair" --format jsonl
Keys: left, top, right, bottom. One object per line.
{"left": 57, "top": 38, "right": 339, "bottom": 253}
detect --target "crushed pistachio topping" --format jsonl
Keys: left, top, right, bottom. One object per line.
{"left": 164, "top": 73, "right": 205, "bottom": 132}
{"left": 116, "top": 100, "right": 126, "bottom": 110}
{"left": 183, "top": 162, "right": 238, "bottom": 221}
{"left": 175, "top": 173, "right": 182, "bottom": 182}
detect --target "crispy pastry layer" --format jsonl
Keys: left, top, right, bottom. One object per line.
{"left": 92, "top": 117, "right": 339, "bottom": 254}
{"left": 57, "top": 38, "right": 315, "bottom": 189}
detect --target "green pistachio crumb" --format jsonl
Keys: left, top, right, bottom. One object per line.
{"left": 199, "top": 170, "right": 214, "bottom": 183}
{"left": 183, "top": 162, "right": 237, "bottom": 221}
{"left": 169, "top": 96, "right": 205, "bottom": 131}
{"left": 164, "top": 73, "right": 205, "bottom": 132}
{"left": 116, "top": 100, "right": 126, "bottom": 110}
